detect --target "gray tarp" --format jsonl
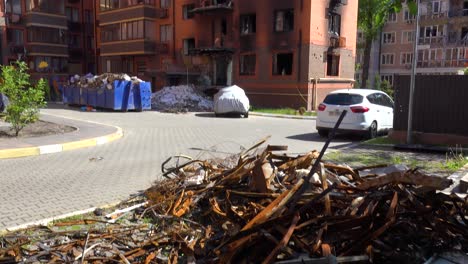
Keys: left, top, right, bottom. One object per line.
{"left": 214, "top": 85, "right": 250, "bottom": 114}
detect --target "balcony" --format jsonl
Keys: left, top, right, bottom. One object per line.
{"left": 26, "top": 43, "right": 69, "bottom": 57}
{"left": 418, "top": 36, "right": 445, "bottom": 46}
{"left": 419, "top": 11, "right": 449, "bottom": 24}
{"left": 24, "top": 12, "right": 67, "bottom": 29}
{"left": 189, "top": 38, "right": 234, "bottom": 55}
{"left": 99, "top": 5, "right": 165, "bottom": 24}
{"left": 100, "top": 39, "right": 163, "bottom": 56}
{"left": 417, "top": 59, "right": 467, "bottom": 68}
{"left": 190, "top": 0, "right": 233, "bottom": 15}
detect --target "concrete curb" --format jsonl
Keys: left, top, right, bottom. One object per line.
{"left": 249, "top": 112, "right": 316, "bottom": 120}
{"left": 0, "top": 201, "right": 121, "bottom": 235}
{"left": 0, "top": 115, "right": 123, "bottom": 159}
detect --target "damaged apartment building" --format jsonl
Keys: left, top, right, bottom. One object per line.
{"left": 96, "top": 0, "right": 357, "bottom": 109}
{"left": 355, "top": 0, "right": 468, "bottom": 88}
{"left": 1, "top": 0, "right": 358, "bottom": 109}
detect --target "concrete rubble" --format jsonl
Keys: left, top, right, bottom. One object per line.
{"left": 151, "top": 85, "right": 214, "bottom": 113}
{"left": 69, "top": 73, "right": 144, "bottom": 90}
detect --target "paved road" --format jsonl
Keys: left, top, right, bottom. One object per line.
{"left": 0, "top": 108, "right": 357, "bottom": 230}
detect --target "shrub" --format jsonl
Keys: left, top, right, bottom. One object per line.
{"left": 0, "top": 61, "right": 47, "bottom": 136}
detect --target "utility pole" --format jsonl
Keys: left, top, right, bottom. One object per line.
{"left": 407, "top": 1, "right": 420, "bottom": 144}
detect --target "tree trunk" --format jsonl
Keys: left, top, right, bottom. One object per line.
{"left": 361, "top": 37, "right": 373, "bottom": 88}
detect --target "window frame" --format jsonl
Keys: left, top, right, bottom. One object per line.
{"left": 240, "top": 14, "right": 256, "bottom": 35}
{"left": 381, "top": 53, "right": 395, "bottom": 65}
{"left": 274, "top": 9, "right": 294, "bottom": 33}
{"left": 183, "top": 38, "right": 195, "bottom": 55}
{"left": 328, "top": 12, "right": 341, "bottom": 36}
{"left": 326, "top": 54, "right": 340, "bottom": 77}
{"left": 382, "top": 32, "right": 396, "bottom": 44}
{"left": 272, "top": 52, "right": 294, "bottom": 76}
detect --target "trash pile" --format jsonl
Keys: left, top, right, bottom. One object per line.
{"left": 151, "top": 85, "right": 213, "bottom": 113}
{"left": 69, "top": 73, "right": 144, "bottom": 90}
{"left": 1, "top": 138, "right": 466, "bottom": 263}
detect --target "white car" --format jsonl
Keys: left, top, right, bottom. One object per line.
{"left": 214, "top": 85, "right": 250, "bottom": 118}
{"left": 316, "top": 89, "right": 394, "bottom": 138}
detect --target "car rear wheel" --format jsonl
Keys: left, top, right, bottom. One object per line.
{"left": 318, "top": 129, "right": 329, "bottom": 138}
{"left": 367, "top": 121, "right": 378, "bottom": 139}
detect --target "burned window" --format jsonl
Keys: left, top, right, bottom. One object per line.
{"left": 273, "top": 53, "right": 293, "bottom": 75}
{"left": 239, "top": 54, "right": 256, "bottom": 75}
{"left": 183, "top": 4, "right": 195, "bottom": 19}
{"left": 240, "top": 14, "right": 256, "bottom": 35}
{"left": 274, "top": 9, "right": 294, "bottom": 32}
{"left": 328, "top": 13, "right": 341, "bottom": 35}
{"left": 183, "top": 38, "right": 195, "bottom": 55}
{"left": 326, "top": 54, "right": 339, "bottom": 76}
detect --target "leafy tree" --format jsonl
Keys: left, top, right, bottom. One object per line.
{"left": 0, "top": 61, "right": 47, "bottom": 136}
{"left": 464, "top": 68, "right": 468, "bottom": 75}
{"left": 358, "top": 0, "right": 417, "bottom": 86}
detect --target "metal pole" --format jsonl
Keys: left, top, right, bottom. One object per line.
{"left": 407, "top": 1, "right": 420, "bottom": 144}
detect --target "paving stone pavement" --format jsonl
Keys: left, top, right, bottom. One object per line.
{"left": 0, "top": 108, "right": 360, "bottom": 230}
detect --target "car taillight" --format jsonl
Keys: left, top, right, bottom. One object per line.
{"left": 318, "top": 103, "right": 326, "bottom": 111}
{"left": 350, "top": 106, "right": 369, "bottom": 113}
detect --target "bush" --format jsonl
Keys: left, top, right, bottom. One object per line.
{"left": 0, "top": 61, "right": 47, "bottom": 136}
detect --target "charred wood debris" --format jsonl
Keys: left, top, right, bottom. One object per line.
{"left": 1, "top": 113, "right": 466, "bottom": 263}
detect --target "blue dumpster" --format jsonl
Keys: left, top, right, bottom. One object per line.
{"left": 71, "top": 85, "right": 81, "bottom": 105}
{"left": 62, "top": 85, "right": 70, "bottom": 104}
{"left": 96, "top": 86, "right": 106, "bottom": 108}
{"left": 79, "top": 87, "right": 87, "bottom": 105}
{"left": 140, "top": 82, "right": 152, "bottom": 110}
{"left": 87, "top": 88, "right": 97, "bottom": 107}
{"left": 105, "top": 80, "right": 131, "bottom": 111}
{"left": 134, "top": 82, "right": 152, "bottom": 111}
{"left": 126, "top": 83, "right": 137, "bottom": 111}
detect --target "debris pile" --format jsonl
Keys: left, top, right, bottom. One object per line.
{"left": 151, "top": 85, "right": 213, "bottom": 112}
{"left": 69, "top": 73, "right": 144, "bottom": 90}
{"left": 1, "top": 139, "right": 466, "bottom": 263}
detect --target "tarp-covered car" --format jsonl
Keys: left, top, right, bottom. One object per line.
{"left": 214, "top": 85, "right": 250, "bottom": 118}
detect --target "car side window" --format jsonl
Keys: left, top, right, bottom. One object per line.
{"left": 382, "top": 94, "right": 394, "bottom": 108}
{"left": 367, "top": 94, "right": 377, "bottom": 105}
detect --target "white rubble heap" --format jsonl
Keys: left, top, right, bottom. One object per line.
{"left": 151, "top": 85, "right": 214, "bottom": 113}
{"left": 69, "top": 73, "right": 144, "bottom": 89}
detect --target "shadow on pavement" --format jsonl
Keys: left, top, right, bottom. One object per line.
{"left": 287, "top": 132, "right": 363, "bottom": 142}
{"left": 195, "top": 113, "right": 245, "bottom": 119}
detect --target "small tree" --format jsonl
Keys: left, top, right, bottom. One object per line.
{"left": 464, "top": 67, "right": 468, "bottom": 75}
{"left": 0, "top": 61, "right": 47, "bottom": 136}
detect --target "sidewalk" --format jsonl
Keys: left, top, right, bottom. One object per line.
{"left": 249, "top": 112, "right": 316, "bottom": 120}
{"left": 0, "top": 113, "right": 123, "bottom": 159}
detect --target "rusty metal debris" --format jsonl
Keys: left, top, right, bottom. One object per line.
{"left": 1, "top": 140, "right": 467, "bottom": 263}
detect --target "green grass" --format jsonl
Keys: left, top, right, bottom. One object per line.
{"left": 324, "top": 150, "right": 467, "bottom": 175}
{"left": 251, "top": 107, "right": 317, "bottom": 116}
{"left": 441, "top": 149, "right": 468, "bottom": 173}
